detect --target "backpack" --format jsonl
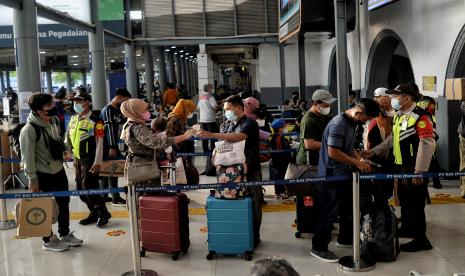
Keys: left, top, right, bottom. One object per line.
{"left": 8, "top": 123, "right": 42, "bottom": 158}
{"left": 269, "top": 134, "right": 292, "bottom": 166}
{"left": 361, "top": 205, "right": 400, "bottom": 262}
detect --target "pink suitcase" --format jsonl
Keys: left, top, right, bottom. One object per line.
{"left": 139, "top": 193, "right": 190, "bottom": 260}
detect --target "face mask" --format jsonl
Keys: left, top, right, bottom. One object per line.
{"left": 225, "top": 110, "right": 237, "bottom": 121}
{"left": 187, "top": 112, "right": 193, "bottom": 119}
{"left": 257, "top": 119, "right": 265, "bottom": 127}
{"left": 391, "top": 98, "right": 402, "bottom": 111}
{"left": 318, "top": 105, "right": 331, "bottom": 116}
{"left": 282, "top": 129, "right": 288, "bottom": 134}
{"left": 73, "top": 103, "right": 84, "bottom": 113}
{"left": 143, "top": 111, "right": 151, "bottom": 121}
{"left": 44, "top": 107, "right": 58, "bottom": 117}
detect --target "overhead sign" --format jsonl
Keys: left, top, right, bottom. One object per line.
{"left": 368, "top": 0, "right": 400, "bottom": 11}
{"left": 0, "top": 0, "right": 124, "bottom": 48}
{"left": 279, "top": 0, "right": 301, "bottom": 43}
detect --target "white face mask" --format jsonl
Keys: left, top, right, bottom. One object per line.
{"left": 256, "top": 119, "right": 265, "bottom": 127}
{"left": 282, "top": 129, "right": 288, "bottom": 134}
{"left": 318, "top": 105, "right": 331, "bottom": 116}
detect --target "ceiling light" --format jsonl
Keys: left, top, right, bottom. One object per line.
{"left": 180, "top": 55, "right": 184, "bottom": 57}
{"left": 165, "top": 49, "right": 170, "bottom": 52}
{"left": 73, "top": 63, "right": 78, "bottom": 66}
{"left": 72, "top": 55, "right": 78, "bottom": 58}
{"left": 171, "top": 46, "right": 176, "bottom": 49}
{"left": 136, "top": 54, "right": 141, "bottom": 57}
{"left": 40, "top": 51, "right": 46, "bottom": 54}
{"left": 174, "top": 52, "right": 177, "bottom": 55}
{"left": 156, "top": 59, "right": 159, "bottom": 61}
{"left": 142, "top": 64, "right": 145, "bottom": 67}
{"left": 122, "top": 50, "right": 125, "bottom": 53}
{"left": 180, "top": 50, "right": 184, "bottom": 53}
{"left": 110, "top": 59, "right": 115, "bottom": 62}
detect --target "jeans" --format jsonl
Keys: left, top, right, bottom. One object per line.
{"left": 37, "top": 169, "right": 69, "bottom": 242}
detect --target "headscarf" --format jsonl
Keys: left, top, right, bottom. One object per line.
{"left": 168, "top": 99, "right": 196, "bottom": 122}
{"left": 120, "top": 99, "right": 147, "bottom": 142}
{"left": 243, "top": 97, "right": 260, "bottom": 120}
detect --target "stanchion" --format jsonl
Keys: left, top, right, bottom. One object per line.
{"left": 122, "top": 185, "right": 157, "bottom": 276}
{"left": 339, "top": 172, "right": 375, "bottom": 272}
{"left": 0, "top": 156, "right": 16, "bottom": 230}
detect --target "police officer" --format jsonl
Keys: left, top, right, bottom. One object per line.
{"left": 66, "top": 91, "right": 111, "bottom": 228}
{"left": 365, "top": 83, "right": 434, "bottom": 252}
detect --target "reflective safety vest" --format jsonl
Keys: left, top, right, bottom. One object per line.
{"left": 392, "top": 107, "right": 430, "bottom": 168}
{"left": 68, "top": 113, "right": 102, "bottom": 161}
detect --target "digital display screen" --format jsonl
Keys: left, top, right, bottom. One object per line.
{"left": 368, "top": 0, "right": 399, "bottom": 11}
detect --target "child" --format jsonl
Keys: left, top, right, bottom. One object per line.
{"left": 269, "top": 119, "right": 292, "bottom": 199}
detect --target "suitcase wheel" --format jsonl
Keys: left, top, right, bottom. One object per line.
{"left": 172, "top": 252, "right": 180, "bottom": 261}
{"left": 182, "top": 248, "right": 189, "bottom": 254}
{"left": 244, "top": 252, "right": 253, "bottom": 261}
{"left": 140, "top": 248, "right": 146, "bottom": 257}
{"left": 295, "top": 232, "right": 302, "bottom": 238}
{"left": 206, "top": 251, "right": 215, "bottom": 260}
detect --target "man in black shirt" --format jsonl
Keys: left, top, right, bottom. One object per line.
{"left": 199, "top": 95, "right": 262, "bottom": 245}
{"left": 100, "top": 88, "right": 131, "bottom": 205}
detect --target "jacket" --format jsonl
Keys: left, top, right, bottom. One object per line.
{"left": 19, "top": 113, "right": 64, "bottom": 181}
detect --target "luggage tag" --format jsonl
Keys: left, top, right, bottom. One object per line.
{"left": 303, "top": 196, "right": 314, "bottom": 207}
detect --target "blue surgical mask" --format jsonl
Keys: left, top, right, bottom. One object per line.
{"left": 391, "top": 98, "right": 402, "bottom": 111}
{"left": 74, "top": 103, "right": 84, "bottom": 113}
{"left": 225, "top": 110, "right": 237, "bottom": 121}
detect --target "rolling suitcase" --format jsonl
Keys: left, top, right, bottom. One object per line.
{"left": 139, "top": 193, "right": 190, "bottom": 260}
{"left": 206, "top": 196, "right": 254, "bottom": 261}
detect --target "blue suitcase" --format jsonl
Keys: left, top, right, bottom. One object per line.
{"left": 206, "top": 196, "right": 254, "bottom": 261}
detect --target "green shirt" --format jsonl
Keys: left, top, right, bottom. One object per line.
{"left": 296, "top": 110, "right": 332, "bottom": 165}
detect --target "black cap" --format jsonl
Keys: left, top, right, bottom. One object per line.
{"left": 73, "top": 91, "right": 92, "bottom": 102}
{"left": 387, "top": 83, "right": 421, "bottom": 100}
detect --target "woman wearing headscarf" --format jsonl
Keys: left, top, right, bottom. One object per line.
{"left": 166, "top": 99, "right": 197, "bottom": 160}
{"left": 120, "top": 99, "right": 193, "bottom": 185}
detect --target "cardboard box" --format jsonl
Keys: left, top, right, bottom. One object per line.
{"left": 17, "top": 198, "right": 54, "bottom": 237}
{"left": 445, "top": 78, "right": 465, "bottom": 100}
{"left": 100, "top": 160, "right": 125, "bottom": 177}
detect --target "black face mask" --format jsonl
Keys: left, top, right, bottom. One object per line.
{"left": 44, "top": 107, "right": 58, "bottom": 117}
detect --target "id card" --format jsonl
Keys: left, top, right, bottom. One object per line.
{"left": 401, "top": 119, "right": 408, "bottom": 131}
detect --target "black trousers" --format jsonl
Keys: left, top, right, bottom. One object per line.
{"left": 248, "top": 170, "right": 263, "bottom": 245}
{"left": 200, "top": 122, "right": 219, "bottom": 152}
{"left": 100, "top": 176, "right": 123, "bottom": 200}
{"left": 37, "top": 169, "right": 69, "bottom": 242}
{"left": 75, "top": 159, "right": 108, "bottom": 216}
{"left": 398, "top": 180, "right": 427, "bottom": 239}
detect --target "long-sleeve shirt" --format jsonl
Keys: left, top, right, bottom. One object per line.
{"left": 372, "top": 103, "right": 434, "bottom": 173}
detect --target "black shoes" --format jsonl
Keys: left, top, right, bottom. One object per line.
{"left": 397, "top": 227, "right": 416, "bottom": 239}
{"left": 400, "top": 238, "right": 433, "bottom": 252}
{"left": 97, "top": 211, "right": 112, "bottom": 228}
{"left": 79, "top": 213, "right": 98, "bottom": 225}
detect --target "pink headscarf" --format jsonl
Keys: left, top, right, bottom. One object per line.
{"left": 243, "top": 97, "right": 260, "bottom": 120}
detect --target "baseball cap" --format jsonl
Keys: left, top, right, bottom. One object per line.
{"left": 312, "top": 89, "right": 337, "bottom": 104}
{"left": 271, "top": 119, "right": 285, "bottom": 130}
{"left": 386, "top": 84, "right": 421, "bottom": 101}
{"left": 374, "top": 87, "right": 388, "bottom": 97}
{"left": 73, "top": 91, "right": 92, "bottom": 102}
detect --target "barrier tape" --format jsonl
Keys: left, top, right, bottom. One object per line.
{"left": 0, "top": 171, "right": 462, "bottom": 200}
{"left": 189, "top": 133, "right": 300, "bottom": 141}
{"left": 175, "top": 148, "right": 298, "bottom": 157}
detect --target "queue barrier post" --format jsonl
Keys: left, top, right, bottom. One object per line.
{"left": 338, "top": 172, "right": 375, "bottom": 272}
{"left": 0, "top": 156, "right": 16, "bottom": 230}
{"left": 121, "top": 185, "right": 158, "bottom": 276}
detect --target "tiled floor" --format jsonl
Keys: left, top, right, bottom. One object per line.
{"left": 1, "top": 154, "right": 465, "bottom": 276}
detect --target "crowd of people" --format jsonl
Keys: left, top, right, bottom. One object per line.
{"left": 13, "top": 78, "right": 462, "bottom": 270}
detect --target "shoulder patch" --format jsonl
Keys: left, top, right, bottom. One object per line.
{"left": 418, "top": 120, "right": 427, "bottom": 129}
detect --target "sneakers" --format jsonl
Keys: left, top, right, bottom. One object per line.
{"left": 336, "top": 241, "right": 353, "bottom": 248}
{"left": 112, "top": 198, "right": 127, "bottom": 207}
{"left": 310, "top": 249, "right": 339, "bottom": 263}
{"left": 400, "top": 238, "right": 433, "bottom": 252}
{"left": 60, "top": 231, "right": 83, "bottom": 247}
{"left": 42, "top": 235, "right": 69, "bottom": 252}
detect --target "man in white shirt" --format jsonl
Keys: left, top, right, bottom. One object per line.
{"left": 198, "top": 84, "right": 218, "bottom": 175}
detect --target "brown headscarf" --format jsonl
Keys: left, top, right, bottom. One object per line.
{"left": 120, "top": 99, "right": 148, "bottom": 142}
{"left": 168, "top": 99, "right": 196, "bottom": 123}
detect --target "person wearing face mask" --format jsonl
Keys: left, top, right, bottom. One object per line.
{"left": 99, "top": 88, "right": 131, "bottom": 206}
{"left": 364, "top": 84, "right": 435, "bottom": 252}
{"left": 166, "top": 99, "right": 197, "bottom": 165}
{"left": 269, "top": 119, "right": 293, "bottom": 199}
{"left": 66, "top": 91, "right": 111, "bottom": 228}
{"left": 311, "top": 98, "right": 379, "bottom": 263}
{"left": 296, "top": 90, "right": 336, "bottom": 166}
{"left": 198, "top": 84, "right": 219, "bottom": 175}
{"left": 199, "top": 95, "right": 263, "bottom": 247}
{"left": 20, "top": 93, "right": 83, "bottom": 252}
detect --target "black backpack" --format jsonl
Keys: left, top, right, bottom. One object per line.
{"left": 361, "top": 205, "right": 400, "bottom": 262}
{"left": 8, "top": 123, "right": 42, "bottom": 158}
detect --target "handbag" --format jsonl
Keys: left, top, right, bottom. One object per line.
{"left": 213, "top": 140, "right": 246, "bottom": 167}
{"left": 124, "top": 125, "right": 160, "bottom": 185}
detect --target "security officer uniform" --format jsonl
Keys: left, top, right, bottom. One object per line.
{"left": 67, "top": 92, "right": 111, "bottom": 227}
